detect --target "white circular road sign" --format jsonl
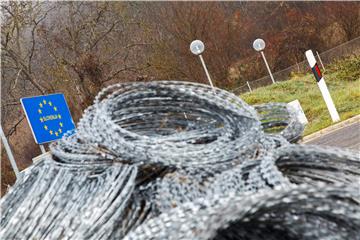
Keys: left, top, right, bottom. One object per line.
{"left": 190, "top": 40, "right": 205, "bottom": 55}
{"left": 253, "top": 38, "right": 266, "bottom": 52}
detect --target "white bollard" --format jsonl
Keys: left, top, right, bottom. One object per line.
{"left": 305, "top": 50, "right": 340, "bottom": 122}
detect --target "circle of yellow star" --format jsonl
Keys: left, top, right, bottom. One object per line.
{"left": 38, "top": 100, "right": 63, "bottom": 138}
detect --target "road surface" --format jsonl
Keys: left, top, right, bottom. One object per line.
{"left": 304, "top": 121, "right": 360, "bottom": 151}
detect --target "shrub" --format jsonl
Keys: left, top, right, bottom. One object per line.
{"left": 328, "top": 55, "right": 360, "bottom": 81}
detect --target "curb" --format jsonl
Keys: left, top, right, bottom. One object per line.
{"left": 301, "top": 114, "right": 360, "bottom": 143}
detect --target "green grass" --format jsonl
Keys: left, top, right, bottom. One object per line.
{"left": 241, "top": 56, "right": 360, "bottom": 136}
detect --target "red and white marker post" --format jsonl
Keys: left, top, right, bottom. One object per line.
{"left": 305, "top": 50, "right": 340, "bottom": 122}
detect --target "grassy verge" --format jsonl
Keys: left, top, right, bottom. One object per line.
{"left": 241, "top": 56, "right": 360, "bottom": 136}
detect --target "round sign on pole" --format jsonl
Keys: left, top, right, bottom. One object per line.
{"left": 190, "top": 40, "right": 205, "bottom": 55}
{"left": 253, "top": 38, "right": 266, "bottom": 52}
{"left": 189, "top": 40, "right": 215, "bottom": 90}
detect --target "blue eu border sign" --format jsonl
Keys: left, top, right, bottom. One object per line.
{"left": 21, "top": 93, "right": 76, "bottom": 144}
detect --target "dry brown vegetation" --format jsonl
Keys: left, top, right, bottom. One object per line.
{"left": 1, "top": 1, "right": 359, "bottom": 195}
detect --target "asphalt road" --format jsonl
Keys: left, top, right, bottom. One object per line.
{"left": 305, "top": 121, "right": 360, "bottom": 151}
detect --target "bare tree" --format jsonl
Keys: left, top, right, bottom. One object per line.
{"left": 1, "top": 2, "right": 53, "bottom": 95}
{"left": 327, "top": 2, "right": 360, "bottom": 41}
{"left": 37, "top": 2, "right": 150, "bottom": 108}
{"left": 1, "top": 2, "right": 151, "bottom": 192}
{"left": 1, "top": 2, "right": 56, "bottom": 137}
{"left": 141, "top": 2, "right": 245, "bottom": 89}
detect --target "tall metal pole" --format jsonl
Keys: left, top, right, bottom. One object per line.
{"left": 0, "top": 125, "right": 20, "bottom": 179}
{"left": 260, "top": 51, "right": 276, "bottom": 84}
{"left": 198, "top": 54, "right": 215, "bottom": 90}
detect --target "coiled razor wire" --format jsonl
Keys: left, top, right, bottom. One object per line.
{"left": 0, "top": 81, "right": 359, "bottom": 240}
{"left": 254, "top": 103, "right": 305, "bottom": 143}
{"left": 125, "top": 183, "right": 360, "bottom": 240}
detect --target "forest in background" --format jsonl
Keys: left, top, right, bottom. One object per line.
{"left": 1, "top": 1, "right": 360, "bottom": 193}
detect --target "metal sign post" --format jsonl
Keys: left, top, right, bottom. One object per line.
{"left": 253, "top": 38, "right": 276, "bottom": 84}
{"left": 246, "top": 81, "right": 252, "bottom": 92}
{"left": 198, "top": 54, "right": 215, "bottom": 89}
{"left": 0, "top": 125, "right": 20, "bottom": 179}
{"left": 316, "top": 51, "right": 326, "bottom": 72}
{"left": 190, "top": 40, "right": 215, "bottom": 90}
{"left": 305, "top": 50, "right": 340, "bottom": 122}
{"left": 260, "top": 51, "right": 276, "bottom": 84}
{"left": 39, "top": 145, "right": 46, "bottom": 154}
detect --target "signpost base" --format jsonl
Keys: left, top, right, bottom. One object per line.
{"left": 39, "top": 144, "right": 46, "bottom": 154}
